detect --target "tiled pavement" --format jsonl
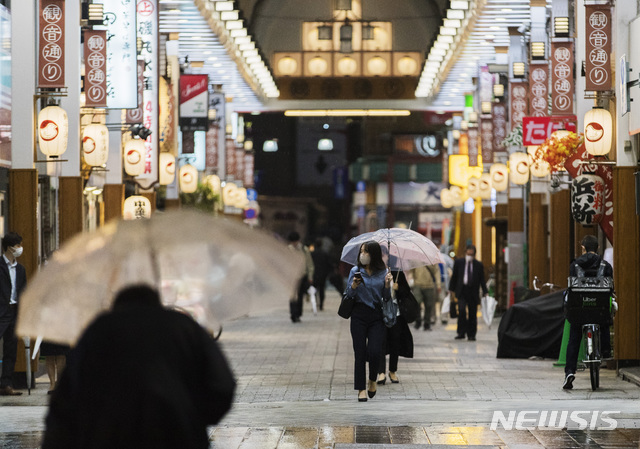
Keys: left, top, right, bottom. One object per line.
{"left": 0, "top": 289, "right": 638, "bottom": 448}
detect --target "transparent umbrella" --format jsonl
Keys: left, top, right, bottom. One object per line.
{"left": 16, "top": 209, "right": 304, "bottom": 345}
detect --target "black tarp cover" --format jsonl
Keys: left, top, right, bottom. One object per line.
{"left": 497, "top": 289, "right": 566, "bottom": 359}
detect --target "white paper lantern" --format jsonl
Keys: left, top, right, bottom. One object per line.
{"left": 584, "top": 108, "right": 612, "bottom": 156}
{"left": 450, "top": 186, "right": 467, "bottom": 207}
{"left": 489, "top": 163, "right": 509, "bottom": 192}
{"left": 235, "top": 187, "right": 249, "bottom": 209}
{"left": 571, "top": 174, "right": 605, "bottom": 224}
{"left": 509, "top": 152, "right": 530, "bottom": 185}
{"left": 467, "top": 176, "right": 481, "bottom": 199}
{"left": 82, "top": 124, "right": 109, "bottom": 167}
{"left": 123, "top": 139, "right": 146, "bottom": 176}
{"left": 159, "top": 153, "right": 176, "bottom": 185}
{"left": 308, "top": 57, "right": 328, "bottom": 76}
{"left": 123, "top": 195, "right": 152, "bottom": 220}
{"left": 479, "top": 173, "right": 492, "bottom": 200}
{"left": 179, "top": 164, "right": 198, "bottom": 193}
{"left": 277, "top": 56, "right": 298, "bottom": 76}
{"left": 367, "top": 56, "right": 387, "bottom": 76}
{"left": 397, "top": 56, "right": 418, "bottom": 75}
{"left": 337, "top": 56, "right": 357, "bottom": 75}
{"left": 38, "top": 105, "right": 68, "bottom": 158}
{"left": 222, "top": 182, "right": 238, "bottom": 206}
{"left": 206, "top": 174, "right": 221, "bottom": 195}
{"left": 527, "top": 145, "right": 550, "bottom": 177}
{"left": 440, "top": 188, "right": 453, "bottom": 208}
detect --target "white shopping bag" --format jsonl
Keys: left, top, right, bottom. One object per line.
{"left": 441, "top": 293, "right": 451, "bottom": 315}
{"left": 308, "top": 285, "right": 318, "bottom": 315}
{"left": 481, "top": 295, "right": 497, "bottom": 328}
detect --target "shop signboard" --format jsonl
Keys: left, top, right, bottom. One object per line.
{"left": 528, "top": 62, "right": 549, "bottom": 117}
{"left": 126, "top": 61, "right": 144, "bottom": 124}
{"left": 94, "top": 0, "right": 137, "bottom": 108}
{"left": 467, "top": 127, "right": 479, "bottom": 167}
{"left": 509, "top": 81, "right": 528, "bottom": 131}
{"left": 137, "top": 0, "right": 158, "bottom": 182}
{"left": 480, "top": 116, "right": 493, "bottom": 164}
{"left": 551, "top": 42, "right": 574, "bottom": 115}
{"left": 39, "top": 0, "right": 65, "bottom": 88}
{"left": 179, "top": 74, "right": 209, "bottom": 131}
{"left": 522, "top": 115, "right": 577, "bottom": 146}
{"left": 492, "top": 101, "right": 507, "bottom": 157}
{"left": 83, "top": 30, "right": 107, "bottom": 107}
{"left": 585, "top": 5, "right": 612, "bottom": 91}
{"left": 394, "top": 134, "right": 442, "bottom": 159}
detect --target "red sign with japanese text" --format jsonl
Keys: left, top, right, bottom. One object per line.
{"left": 585, "top": 5, "right": 612, "bottom": 91}
{"left": 84, "top": 30, "right": 107, "bottom": 107}
{"left": 528, "top": 63, "right": 549, "bottom": 117}
{"left": 564, "top": 145, "right": 613, "bottom": 243}
{"left": 551, "top": 42, "right": 574, "bottom": 115}
{"left": 509, "top": 81, "right": 528, "bottom": 131}
{"left": 39, "top": 0, "right": 65, "bottom": 88}
{"left": 522, "top": 116, "right": 577, "bottom": 146}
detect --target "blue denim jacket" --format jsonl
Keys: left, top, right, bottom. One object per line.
{"left": 344, "top": 265, "right": 391, "bottom": 310}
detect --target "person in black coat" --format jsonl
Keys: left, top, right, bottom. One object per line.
{"left": 43, "top": 285, "right": 236, "bottom": 449}
{"left": 562, "top": 235, "right": 613, "bottom": 390}
{"left": 377, "top": 271, "right": 414, "bottom": 384}
{"left": 311, "top": 238, "right": 334, "bottom": 311}
{"left": 0, "top": 232, "right": 27, "bottom": 396}
{"left": 448, "top": 244, "right": 487, "bottom": 341}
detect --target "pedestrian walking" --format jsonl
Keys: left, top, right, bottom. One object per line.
{"left": 43, "top": 284, "right": 236, "bottom": 449}
{"left": 344, "top": 241, "right": 393, "bottom": 402}
{"left": 0, "top": 232, "right": 27, "bottom": 396}
{"left": 288, "top": 231, "right": 314, "bottom": 323}
{"left": 448, "top": 244, "right": 487, "bottom": 341}
{"left": 311, "top": 238, "right": 334, "bottom": 311}
{"left": 409, "top": 264, "right": 441, "bottom": 330}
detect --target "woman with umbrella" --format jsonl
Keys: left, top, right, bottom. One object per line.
{"left": 343, "top": 241, "right": 393, "bottom": 402}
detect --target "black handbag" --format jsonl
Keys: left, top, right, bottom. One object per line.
{"left": 450, "top": 297, "right": 458, "bottom": 319}
{"left": 381, "top": 297, "right": 398, "bottom": 328}
{"left": 397, "top": 291, "right": 420, "bottom": 323}
{"left": 338, "top": 293, "right": 355, "bottom": 319}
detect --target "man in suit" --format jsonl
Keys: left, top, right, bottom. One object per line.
{"left": 0, "top": 232, "right": 27, "bottom": 395}
{"left": 448, "top": 244, "right": 487, "bottom": 341}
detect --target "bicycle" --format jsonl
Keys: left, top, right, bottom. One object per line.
{"left": 580, "top": 294, "right": 616, "bottom": 391}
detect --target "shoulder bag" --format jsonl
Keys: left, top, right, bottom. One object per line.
{"left": 381, "top": 297, "right": 398, "bottom": 328}
{"left": 338, "top": 293, "right": 355, "bottom": 319}
{"left": 397, "top": 290, "right": 420, "bottom": 323}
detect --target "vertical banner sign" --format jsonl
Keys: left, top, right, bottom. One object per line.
{"left": 492, "top": 102, "right": 507, "bottom": 156}
{"left": 529, "top": 63, "right": 549, "bottom": 117}
{"left": 39, "top": 0, "right": 65, "bottom": 88}
{"left": 137, "top": 0, "right": 158, "bottom": 181}
{"left": 235, "top": 147, "right": 244, "bottom": 182}
{"left": 205, "top": 126, "right": 218, "bottom": 170}
{"left": 480, "top": 117, "right": 493, "bottom": 164}
{"left": 243, "top": 152, "right": 254, "bottom": 187}
{"left": 509, "top": 82, "right": 528, "bottom": 131}
{"left": 225, "top": 138, "right": 236, "bottom": 178}
{"left": 585, "top": 5, "right": 612, "bottom": 91}
{"left": 479, "top": 66, "right": 494, "bottom": 103}
{"left": 467, "top": 127, "right": 479, "bottom": 166}
{"left": 551, "top": 42, "right": 574, "bottom": 115}
{"left": 179, "top": 74, "right": 209, "bottom": 130}
{"left": 97, "top": 0, "right": 137, "bottom": 108}
{"left": 83, "top": 30, "right": 107, "bottom": 107}
{"left": 126, "top": 60, "right": 145, "bottom": 124}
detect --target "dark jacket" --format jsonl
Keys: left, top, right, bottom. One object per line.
{"left": 570, "top": 252, "right": 613, "bottom": 278}
{"left": 387, "top": 272, "right": 414, "bottom": 358}
{"left": 449, "top": 257, "right": 488, "bottom": 301}
{"left": 43, "top": 299, "right": 236, "bottom": 449}
{"left": 0, "top": 257, "right": 26, "bottom": 316}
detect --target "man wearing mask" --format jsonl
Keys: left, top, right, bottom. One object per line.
{"left": 0, "top": 232, "right": 27, "bottom": 395}
{"left": 448, "top": 244, "right": 487, "bottom": 341}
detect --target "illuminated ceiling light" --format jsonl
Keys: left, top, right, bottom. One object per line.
{"left": 284, "top": 109, "right": 411, "bottom": 117}
{"left": 554, "top": 16, "right": 569, "bottom": 37}
{"left": 434, "top": 41, "right": 450, "bottom": 50}
{"left": 531, "top": 42, "right": 545, "bottom": 59}
{"left": 443, "top": 19, "right": 462, "bottom": 28}
{"left": 230, "top": 28, "right": 247, "bottom": 38}
{"left": 431, "top": 48, "right": 447, "bottom": 57}
{"left": 447, "top": 9, "right": 465, "bottom": 19}
{"left": 238, "top": 42, "right": 255, "bottom": 51}
{"left": 220, "top": 10, "right": 239, "bottom": 21}
{"left": 512, "top": 62, "right": 525, "bottom": 77}
{"left": 225, "top": 20, "right": 244, "bottom": 30}
{"left": 318, "top": 138, "right": 334, "bottom": 151}
{"left": 481, "top": 101, "right": 492, "bottom": 114}
{"left": 214, "top": 1, "right": 235, "bottom": 12}
{"left": 234, "top": 36, "right": 251, "bottom": 45}
{"left": 440, "top": 26, "right": 457, "bottom": 36}
{"left": 263, "top": 139, "right": 279, "bottom": 152}
{"left": 242, "top": 49, "right": 258, "bottom": 58}
{"left": 493, "top": 83, "right": 504, "bottom": 97}
{"left": 450, "top": 0, "right": 469, "bottom": 9}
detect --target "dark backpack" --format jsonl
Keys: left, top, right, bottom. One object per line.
{"left": 564, "top": 261, "right": 613, "bottom": 324}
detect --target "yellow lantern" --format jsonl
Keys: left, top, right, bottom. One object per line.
{"left": 235, "top": 187, "right": 249, "bottom": 209}
{"left": 450, "top": 186, "right": 468, "bottom": 207}
{"left": 179, "top": 164, "right": 198, "bottom": 193}
{"left": 527, "top": 145, "right": 550, "bottom": 177}
{"left": 82, "top": 123, "right": 109, "bottom": 167}
{"left": 583, "top": 107, "right": 612, "bottom": 156}
{"left": 448, "top": 154, "right": 483, "bottom": 187}
{"left": 222, "top": 182, "right": 238, "bottom": 206}
{"left": 479, "top": 173, "right": 492, "bottom": 200}
{"left": 490, "top": 163, "right": 509, "bottom": 192}
{"left": 123, "top": 139, "right": 146, "bottom": 176}
{"left": 467, "top": 176, "right": 481, "bottom": 199}
{"left": 38, "top": 105, "right": 68, "bottom": 158}
{"left": 123, "top": 195, "right": 152, "bottom": 220}
{"left": 440, "top": 188, "right": 453, "bottom": 208}
{"left": 509, "top": 152, "right": 530, "bottom": 185}
{"left": 159, "top": 153, "right": 176, "bottom": 185}
{"left": 206, "top": 174, "right": 221, "bottom": 195}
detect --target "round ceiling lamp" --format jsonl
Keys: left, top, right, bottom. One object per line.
{"left": 367, "top": 56, "right": 387, "bottom": 76}
{"left": 277, "top": 56, "right": 298, "bottom": 76}
{"left": 337, "top": 56, "right": 357, "bottom": 75}
{"left": 397, "top": 56, "right": 418, "bottom": 75}
{"left": 308, "top": 56, "right": 328, "bottom": 76}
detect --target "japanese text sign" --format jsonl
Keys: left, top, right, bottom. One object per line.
{"left": 492, "top": 102, "right": 507, "bottom": 155}
{"left": 39, "top": 0, "right": 65, "bottom": 88}
{"left": 83, "top": 30, "right": 107, "bottom": 107}
{"left": 522, "top": 116, "right": 577, "bottom": 146}
{"left": 551, "top": 42, "right": 574, "bottom": 115}
{"left": 509, "top": 81, "right": 528, "bottom": 131}
{"left": 585, "top": 5, "right": 612, "bottom": 91}
{"left": 528, "top": 63, "right": 549, "bottom": 117}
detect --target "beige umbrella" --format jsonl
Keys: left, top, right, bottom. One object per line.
{"left": 16, "top": 209, "right": 304, "bottom": 345}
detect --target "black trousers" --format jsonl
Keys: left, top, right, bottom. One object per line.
{"left": 0, "top": 307, "right": 18, "bottom": 388}
{"left": 565, "top": 320, "right": 611, "bottom": 375}
{"left": 314, "top": 277, "right": 327, "bottom": 310}
{"left": 290, "top": 276, "right": 309, "bottom": 321}
{"left": 350, "top": 302, "right": 385, "bottom": 390}
{"left": 456, "top": 286, "right": 478, "bottom": 338}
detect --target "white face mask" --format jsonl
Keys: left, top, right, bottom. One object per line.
{"left": 465, "top": 255, "right": 473, "bottom": 263}
{"left": 11, "top": 247, "right": 23, "bottom": 258}
{"left": 360, "top": 254, "right": 371, "bottom": 266}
